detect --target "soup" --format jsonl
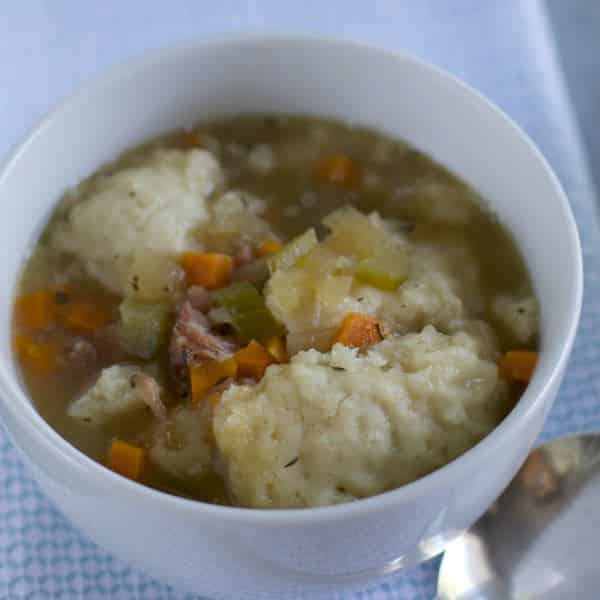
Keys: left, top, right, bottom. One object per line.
{"left": 13, "top": 115, "right": 538, "bottom": 508}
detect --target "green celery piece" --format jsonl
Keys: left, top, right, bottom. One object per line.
{"left": 268, "top": 228, "right": 318, "bottom": 272}
{"left": 232, "top": 309, "right": 284, "bottom": 343}
{"left": 119, "top": 297, "right": 171, "bottom": 359}
{"left": 212, "top": 282, "right": 283, "bottom": 342}
{"left": 212, "top": 282, "right": 264, "bottom": 316}
{"left": 355, "top": 252, "right": 408, "bottom": 291}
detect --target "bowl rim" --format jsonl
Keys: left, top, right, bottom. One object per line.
{"left": 0, "top": 32, "right": 583, "bottom": 525}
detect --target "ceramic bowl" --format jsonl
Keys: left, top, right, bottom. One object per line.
{"left": 0, "top": 36, "right": 583, "bottom": 599}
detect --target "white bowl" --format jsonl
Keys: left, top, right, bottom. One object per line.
{"left": 0, "top": 36, "right": 582, "bottom": 599}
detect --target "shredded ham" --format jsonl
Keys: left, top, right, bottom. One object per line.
{"left": 169, "top": 301, "right": 239, "bottom": 396}
{"left": 131, "top": 372, "right": 166, "bottom": 420}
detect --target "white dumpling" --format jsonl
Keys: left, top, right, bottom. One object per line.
{"left": 214, "top": 327, "right": 508, "bottom": 508}
{"left": 52, "top": 148, "right": 223, "bottom": 296}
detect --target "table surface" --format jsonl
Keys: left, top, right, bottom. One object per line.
{"left": 2, "top": 2, "right": 600, "bottom": 598}
{"left": 546, "top": 0, "right": 600, "bottom": 192}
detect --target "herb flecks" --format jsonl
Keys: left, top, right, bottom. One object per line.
{"left": 284, "top": 457, "right": 299, "bottom": 468}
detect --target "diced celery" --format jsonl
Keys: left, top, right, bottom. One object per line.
{"left": 267, "top": 228, "right": 318, "bottom": 272}
{"left": 212, "top": 282, "right": 264, "bottom": 315}
{"left": 119, "top": 297, "right": 171, "bottom": 358}
{"left": 355, "top": 251, "right": 408, "bottom": 291}
{"left": 233, "top": 309, "right": 284, "bottom": 342}
{"left": 211, "top": 282, "right": 284, "bottom": 342}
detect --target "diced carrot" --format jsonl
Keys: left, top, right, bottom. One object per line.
{"left": 190, "top": 357, "right": 238, "bottom": 404}
{"left": 334, "top": 313, "right": 382, "bottom": 349}
{"left": 13, "top": 335, "right": 59, "bottom": 374}
{"left": 60, "top": 299, "right": 112, "bottom": 334}
{"left": 180, "top": 253, "right": 233, "bottom": 290}
{"left": 264, "top": 336, "right": 288, "bottom": 363}
{"left": 108, "top": 439, "right": 145, "bottom": 480}
{"left": 15, "top": 290, "right": 57, "bottom": 330}
{"left": 315, "top": 154, "right": 362, "bottom": 188}
{"left": 177, "top": 130, "right": 203, "bottom": 149}
{"left": 235, "top": 340, "right": 275, "bottom": 380}
{"left": 257, "top": 239, "right": 283, "bottom": 257}
{"left": 499, "top": 350, "right": 537, "bottom": 383}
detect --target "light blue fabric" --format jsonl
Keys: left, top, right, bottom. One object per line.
{"left": 1, "top": 1, "right": 599, "bottom": 598}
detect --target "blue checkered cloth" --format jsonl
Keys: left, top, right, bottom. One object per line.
{"left": 1, "top": 2, "right": 599, "bottom": 598}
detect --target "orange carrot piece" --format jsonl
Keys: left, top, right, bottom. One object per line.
{"left": 235, "top": 340, "right": 275, "bottom": 379}
{"left": 264, "top": 336, "right": 288, "bottom": 363}
{"left": 60, "top": 299, "right": 112, "bottom": 334}
{"left": 13, "top": 335, "right": 59, "bottom": 374}
{"left": 334, "top": 313, "right": 382, "bottom": 349}
{"left": 257, "top": 239, "right": 283, "bottom": 257}
{"left": 315, "top": 154, "right": 362, "bottom": 187}
{"left": 190, "top": 357, "right": 238, "bottom": 404}
{"left": 499, "top": 350, "right": 538, "bottom": 383}
{"left": 180, "top": 253, "right": 233, "bottom": 290}
{"left": 15, "top": 290, "right": 57, "bottom": 330}
{"left": 108, "top": 439, "right": 145, "bottom": 480}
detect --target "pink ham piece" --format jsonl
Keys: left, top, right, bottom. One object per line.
{"left": 168, "top": 301, "right": 238, "bottom": 397}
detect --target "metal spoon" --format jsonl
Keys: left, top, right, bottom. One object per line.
{"left": 436, "top": 434, "right": 600, "bottom": 599}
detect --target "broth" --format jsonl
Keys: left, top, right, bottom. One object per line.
{"left": 13, "top": 115, "right": 537, "bottom": 507}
